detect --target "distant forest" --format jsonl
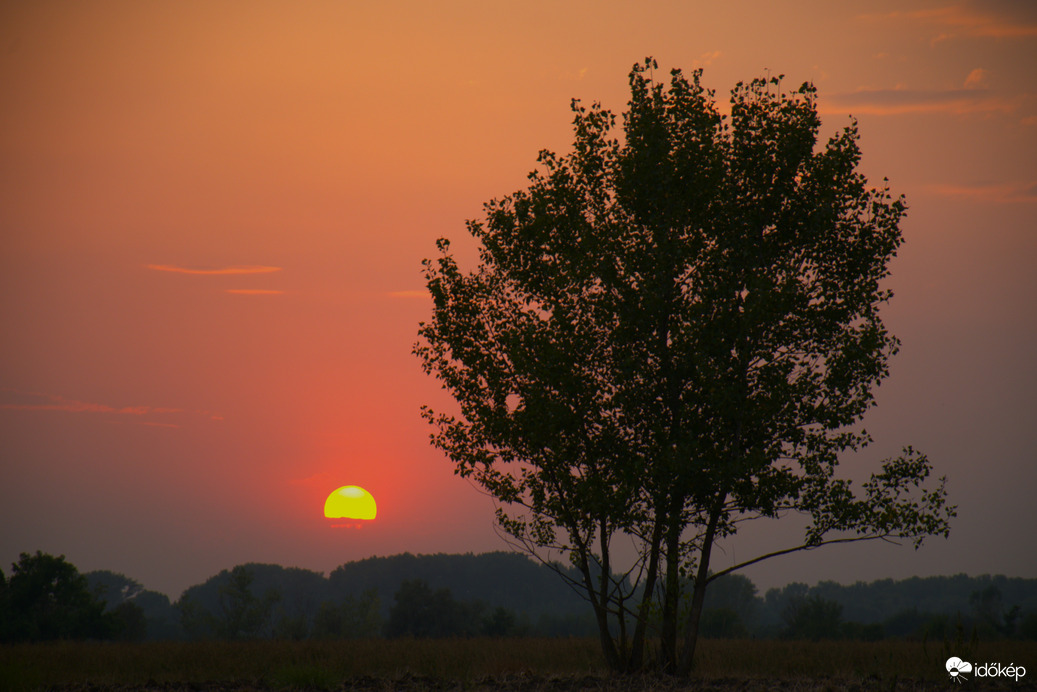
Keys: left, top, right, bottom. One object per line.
{"left": 4, "top": 550, "right": 1037, "bottom": 643}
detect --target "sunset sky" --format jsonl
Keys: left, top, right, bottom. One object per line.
{"left": 2, "top": 1, "right": 1035, "bottom": 600}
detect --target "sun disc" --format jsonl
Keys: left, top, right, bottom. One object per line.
{"left": 324, "top": 485, "right": 377, "bottom": 520}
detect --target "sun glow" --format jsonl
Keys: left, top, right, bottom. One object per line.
{"left": 324, "top": 485, "right": 377, "bottom": 521}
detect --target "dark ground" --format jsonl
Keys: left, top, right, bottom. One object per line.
{"left": 34, "top": 673, "right": 1037, "bottom": 692}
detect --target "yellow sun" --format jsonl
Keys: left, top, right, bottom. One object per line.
{"left": 324, "top": 485, "right": 377, "bottom": 520}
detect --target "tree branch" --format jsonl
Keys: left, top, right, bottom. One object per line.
{"left": 706, "top": 533, "right": 901, "bottom": 583}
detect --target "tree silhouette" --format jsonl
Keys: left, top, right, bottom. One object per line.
{"left": 782, "top": 594, "right": 844, "bottom": 640}
{"left": 214, "top": 565, "right": 280, "bottom": 640}
{"left": 482, "top": 605, "right": 519, "bottom": 636}
{"left": 385, "top": 579, "right": 482, "bottom": 638}
{"left": 416, "top": 58, "right": 955, "bottom": 673}
{"left": 312, "top": 589, "right": 382, "bottom": 639}
{"left": 700, "top": 573, "right": 758, "bottom": 636}
{"left": 970, "top": 585, "right": 1021, "bottom": 638}
{"left": 86, "top": 570, "right": 181, "bottom": 640}
{"left": 1, "top": 551, "right": 111, "bottom": 641}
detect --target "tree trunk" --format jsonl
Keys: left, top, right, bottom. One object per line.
{"left": 678, "top": 494, "right": 725, "bottom": 675}
{"left": 659, "top": 493, "right": 684, "bottom": 673}
{"left": 629, "top": 510, "right": 665, "bottom": 671}
{"left": 599, "top": 517, "right": 627, "bottom": 667}
{"left": 576, "top": 542, "right": 620, "bottom": 671}
{"left": 594, "top": 600, "right": 620, "bottom": 671}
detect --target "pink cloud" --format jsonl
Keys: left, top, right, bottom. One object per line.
{"left": 0, "top": 390, "right": 218, "bottom": 426}
{"left": 691, "top": 50, "right": 722, "bottom": 69}
{"left": 908, "top": 5, "right": 1037, "bottom": 39}
{"left": 925, "top": 181, "right": 1037, "bottom": 203}
{"left": 1, "top": 401, "right": 114, "bottom": 413}
{"left": 822, "top": 87, "right": 1016, "bottom": 116}
{"left": 863, "top": 5, "right": 1037, "bottom": 40}
{"left": 147, "top": 264, "right": 282, "bottom": 275}
{"left": 963, "top": 68, "right": 988, "bottom": 89}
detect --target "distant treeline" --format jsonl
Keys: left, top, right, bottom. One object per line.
{"left": 3, "top": 550, "right": 1037, "bottom": 643}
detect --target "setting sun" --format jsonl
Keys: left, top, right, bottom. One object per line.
{"left": 324, "top": 486, "right": 377, "bottom": 521}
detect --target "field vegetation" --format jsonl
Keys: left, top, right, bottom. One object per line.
{"left": 3, "top": 638, "right": 1036, "bottom": 691}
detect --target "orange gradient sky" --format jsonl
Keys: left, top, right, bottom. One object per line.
{"left": 2, "top": 1, "right": 1035, "bottom": 598}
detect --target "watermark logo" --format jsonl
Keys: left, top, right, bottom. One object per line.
{"left": 946, "top": 657, "right": 973, "bottom": 683}
{"left": 946, "top": 656, "right": 1026, "bottom": 684}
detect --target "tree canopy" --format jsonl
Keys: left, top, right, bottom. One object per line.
{"left": 1, "top": 551, "right": 112, "bottom": 641}
{"left": 416, "top": 58, "right": 954, "bottom": 673}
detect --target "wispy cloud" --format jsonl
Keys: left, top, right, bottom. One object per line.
{"left": 147, "top": 264, "right": 282, "bottom": 275}
{"left": 225, "top": 289, "right": 285, "bottom": 295}
{"left": 862, "top": 5, "right": 1037, "bottom": 40}
{"left": 691, "top": 50, "right": 722, "bottom": 69}
{"left": 963, "top": 68, "right": 988, "bottom": 89}
{"left": 560, "top": 67, "right": 589, "bottom": 82}
{"left": 387, "top": 290, "right": 429, "bottom": 299}
{"left": 0, "top": 389, "right": 222, "bottom": 426}
{"left": 914, "top": 5, "right": 1037, "bottom": 39}
{"left": 925, "top": 181, "right": 1037, "bottom": 203}
{"left": 822, "top": 87, "right": 1016, "bottom": 116}
{"left": 3, "top": 400, "right": 113, "bottom": 414}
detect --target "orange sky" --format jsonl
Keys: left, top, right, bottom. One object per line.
{"left": 2, "top": 1, "right": 1035, "bottom": 598}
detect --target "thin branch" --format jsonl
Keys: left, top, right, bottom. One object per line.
{"left": 706, "top": 533, "right": 901, "bottom": 583}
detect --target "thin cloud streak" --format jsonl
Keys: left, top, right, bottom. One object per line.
{"left": 225, "top": 289, "right": 285, "bottom": 295}
{"left": 861, "top": 6, "right": 1037, "bottom": 40}
{"left": 925, "top": 181, "right": 1037, "bottom": 203}
{"left": 147, "top": 264, "right": 283, "bottom": 275}
{"left": 822, "top": 88, "right": 1017, "bottom": 116}
{"left": 691, "top": 50, "right": 722, "bottom": 69}
{"left": 0, "top": 390, "right": 220, "bottom": 424}
{"left": 2, "top": 402, "right": 116, "bottom": 413}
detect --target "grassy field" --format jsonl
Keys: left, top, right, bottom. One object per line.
{"left": 2, "top": 638, "right": 1035, "bottom": 691}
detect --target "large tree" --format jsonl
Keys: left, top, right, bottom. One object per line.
{"left": 415, "top": 59, "right": 954, "bottom": 674}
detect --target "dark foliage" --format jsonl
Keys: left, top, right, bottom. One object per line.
{"left": 385, "top": 579, "right": 484, "bottom": 638}
{"left": 1, "top": 551, "right": 114, "bottom": 641}
{"left": 178, "top": 565, "right": 282, "bottom": 640}
{"left": 760, "top": 574, "right": 1037, "bottom": 640}
{"left": 86, "top": 569, "right": 181, "bottom": 640}
{"left": 328, "top": 551, "right": 587, "bottom": 620}
{"left": 311, "top": 589, "right": 382, "bottom": 639}
{"left": 11, "top": 549, "right": 1036, "bottom": 644}
{"left": 172, "top": 552, "right": 596, "bottom": 640}
{"left": 782, "top": 595, "right": 843, "bottom": 640}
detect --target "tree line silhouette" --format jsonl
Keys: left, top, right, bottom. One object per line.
{"left": 4, "top": 550, "right": 1037, "bottom": 644}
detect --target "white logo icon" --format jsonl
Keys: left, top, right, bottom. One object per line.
{"left": 947, "top": 657, "right": 973, "bottom": 684}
